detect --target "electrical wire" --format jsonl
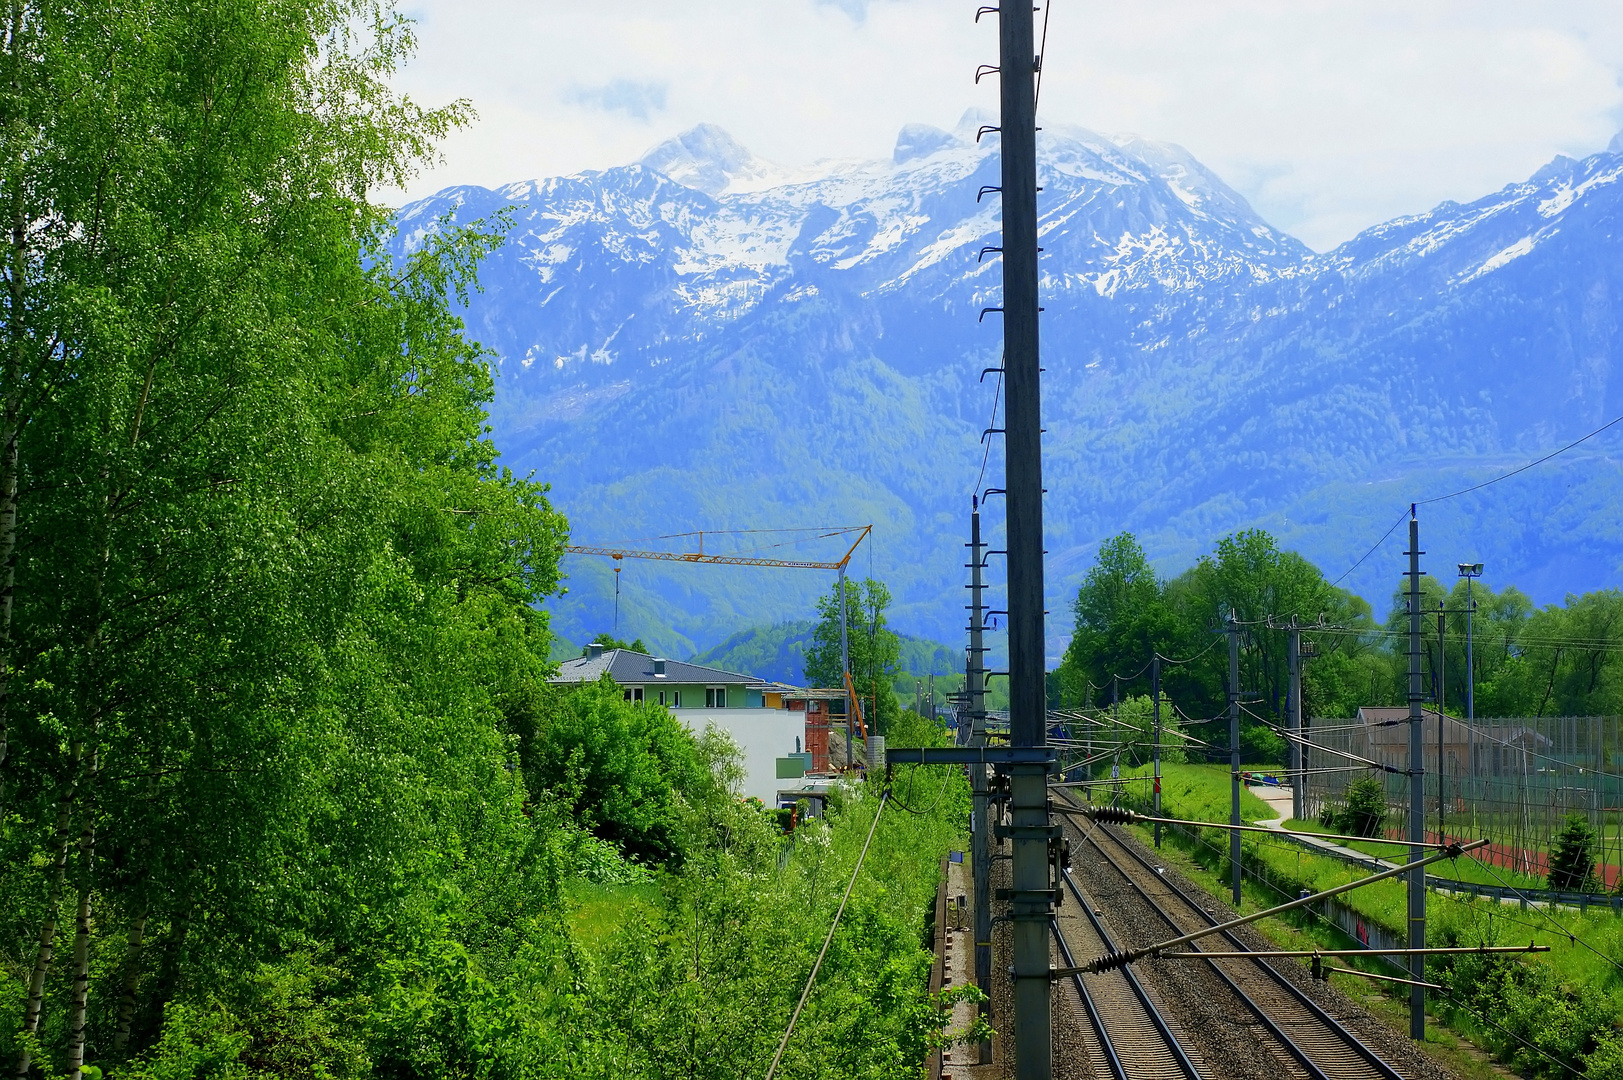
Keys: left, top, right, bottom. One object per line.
{"left": 1417, "top": 412, "right": 1623, "bottom": 506}
{"left": 1329, "top": 413, "right": 1623, "bottom": 589}
{"left": 1329, "top": 508, "right": 1410, "bottom": 589}
{"left": 1433, "top": 986, "right": 1587, "bottom": 1079}
{"left": 1156, "top": 818, "right": 1588, "bottom": 1078}
{"left": 974, "top": 368, "right": 1004, "bottom": 502}
{"left": 1033, "top": 1, "right": 1054, "bottom": 110}
{"left": 763, "top": 788, "right": 891, "bottom": 1080}
{"left": 890, "top": 762, "right": 955, "bottom": 817}
{"left": 1471, "top": 858, "right": 1623, "bottom": 977}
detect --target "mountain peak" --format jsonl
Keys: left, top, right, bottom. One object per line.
{"left": 893, "top": 123, "right": 963, "bottom": 164}
{"left": 638, "top": 124, "right": 785, "bottom": 196}
{"left": 954, "top": 108, "right": 1001, "bottom": 141}
{"left": 1610, "top": 129, "right": 1623, "bottom": 156}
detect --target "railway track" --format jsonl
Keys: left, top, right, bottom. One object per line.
{"left": 1062, "top": 802, "right": 1408, "bottom": 1080}
{"left": 1052, "top": 863, "right": 1206, "bottom": 1080}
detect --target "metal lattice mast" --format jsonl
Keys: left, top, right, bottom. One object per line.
{"left": 967, "top": 500, "right": 992, "bottom": 1064}
{"left": 1289, "top": 620, "right": 1304, "bottom": 822}
{"left": 1228, "top": 616, "right": 1242, "bottom": 907}
{"left": 996, "top": 0, "right": 1052, "bottom": 1074}
{"left": 1406, "top": 507, "right": 1428, "bottom": 1039}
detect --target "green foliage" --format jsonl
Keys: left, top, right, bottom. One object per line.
{"left": 804, "top": 578, "right": 905, "bottom": 736}
{"left": 1321, "top": 776, "right": 1389, "bottom": 837}
{"left": 1137, "top": 777, "right": 1623, "bottom": 1080}
{"left": 1056, "top": 533, "right": 1185, "bottom": 707}
{"left": 1431, "top": 903, "right": 1623, "bottom": 1080}
{"left": 581, "top": 633, "right": 648, "bottom": 655}
{"left": 1058, "top": 530, "right": 1374, "bottom": 759}
{"left": 1548, "top": 813, "right": 1601, "bottom": 892}
{"left": 523, "top": 676, "right": 710, "bottom": 865}
{"left": 0, "top": 6, "right": 979, "bottom": 1080}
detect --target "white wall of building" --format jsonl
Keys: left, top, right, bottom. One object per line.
{"left": 673, "top": 707, "right": 802, "bottom": 803}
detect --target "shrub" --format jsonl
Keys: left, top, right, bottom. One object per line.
{"left": 1323, "top": 777, "right": 1387, "bottom": 837}
{"left": 1548, "top": 813, "right": 1600, "bottom": 892}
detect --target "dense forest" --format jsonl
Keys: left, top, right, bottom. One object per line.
{"left": 1056, "top": 529, "right": 1623, "bottom": 758}
{"left": 0, "top": 5, "right": 971, "bottom": 1077}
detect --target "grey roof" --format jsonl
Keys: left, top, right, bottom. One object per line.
{"left": 551, "top": 648, "right": 760, "bottom": 686}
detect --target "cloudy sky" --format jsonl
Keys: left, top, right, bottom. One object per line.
{"left": 388, "top": 0, "right": 1623, "bottom": 252}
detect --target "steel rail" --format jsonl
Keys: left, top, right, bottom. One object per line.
{"left": 1079, "top": 816, "right": 1404, "bottom": 1080}
{"left": 1049, "top": 920, "right": 1129, "bottom": 1080}
{"left": 1056, "top": 869, "right": 1205, "bottom": 1080}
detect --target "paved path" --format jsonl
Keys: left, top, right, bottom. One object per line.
{"left": 1251, "top": 783, "right": 1404, "bottom": 871}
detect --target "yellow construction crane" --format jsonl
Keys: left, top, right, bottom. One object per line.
{"left": 564, "top": 525, "right": 870, "bottom": 572}
{"left": 563, "top": 525, "right": 875, "bottom": 751}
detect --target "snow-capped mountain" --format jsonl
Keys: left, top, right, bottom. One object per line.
{"left": 391, "top": 120, "right": 1623, "bottom": 657}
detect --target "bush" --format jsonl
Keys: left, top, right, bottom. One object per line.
{"left": 1323, "top": 776, "right": 1387, "bottom": 837}
{"left": 525, "top": 675, "right": 711, "bottom": 864}
{"left": 1549, "top": 813, "right": 1600, "bottom": 892}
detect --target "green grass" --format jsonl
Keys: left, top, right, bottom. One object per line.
{"left": 1120, "top": 779, "right": 1623, "bottom": 1078}
{"left": 562, "top": 877, "right": 663, "bottom": 952}
{"left": 1281, "top": 817, "right": 1555, "bottom": 892}
{"left": 1110, "top": 761, "right": 1276, "bottom": 823}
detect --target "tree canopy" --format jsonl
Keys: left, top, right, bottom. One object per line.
{"left": 804, "top": 576, "right": 904, "bottom": 736}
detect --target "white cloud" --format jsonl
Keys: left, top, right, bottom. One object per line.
{"left": 561, "top": 78, "right": 668, "bottom": 122}
{"left": 386, "top": 0, "right": 1623, "bottom": 251}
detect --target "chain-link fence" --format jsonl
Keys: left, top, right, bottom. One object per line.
{"left": 1302, "top": 712, "right": 1623, "bottom": 887}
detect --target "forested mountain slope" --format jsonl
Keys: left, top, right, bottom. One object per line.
{"left": 393, "top": 120, "right": 1623, "bottom": 657}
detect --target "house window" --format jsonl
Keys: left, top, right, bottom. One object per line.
{"left": 673, "top": 690, "right": 682, "bottom": 708}
{"left": 706, "top": 687, "right": 726, "bottom": 708}
{"left": 622, "top": 686, "right": 644, "bottom": 704}
{"left": 658, "top": 690, "right": 667, "bottom": 707}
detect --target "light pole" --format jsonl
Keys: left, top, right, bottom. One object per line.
{"left": 1458, "top": 563, "right": 1482, "bottom": 810}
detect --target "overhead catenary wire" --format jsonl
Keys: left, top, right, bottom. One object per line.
{"left": 1417, "top": 412, "right": 1623, "bottom": 506}
{"left": 1470, "top": 858, "right": 1623, "bottom": 977}
{"left": 1148, "top": 811, "right": 1587, "bottom": 1078}
{"left": 1033, "top": 0, "right": 1054, "bottom": 110}
{"left": 974, "top": 368, "right": 1004, "bottom": 501}
{"left": 1330, "top": 413, "right": 1623, "bottom": 589}
{"left": 762, "top": 788, "right": 891, "bottom": 1080}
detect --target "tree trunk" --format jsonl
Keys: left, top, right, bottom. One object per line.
{"left": 65, "top": 749, "right": 99, "bottom": 1075}
{"left": 16, "top": 740, "right": 84, "bottom": 1078}
{"left": 145, "top": 899, "right": 192, "bottom": 1039}
{"left": 111, "top": 912, "right": 146, "bottom": 1053}
{"left": 0, "top": 0, "right": 27, "bottom": 786}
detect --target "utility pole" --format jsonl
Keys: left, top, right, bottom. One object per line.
{"left": 1406, "top": 508, "right": 1428, "bottom": 1040}
{"left": 966, "top": 500, "right": 992, "bottom": 1064}
{"left": 995, "top": 0, "right": 1051, "bottom": 1073}
{"left": 1111, "top": 675, "right": 1120, "bottom": 780}
{"left": 1228, "top": 615, "right": 1242, "bottom": 908}
{"left": 1152, "top": 653, "right": 1162, "bottom": 848}
{"left": 1459, "top": 562, "right": 1482, "bottom": 809}
{"left": 1288, "top": 619, "right": 1303, "bottom": 822}
{"left": 1436, "top": 606, "right": 1446, "bottom": 838}
{"left": 840, "top": 566, "right": 852, "bottom": 770}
